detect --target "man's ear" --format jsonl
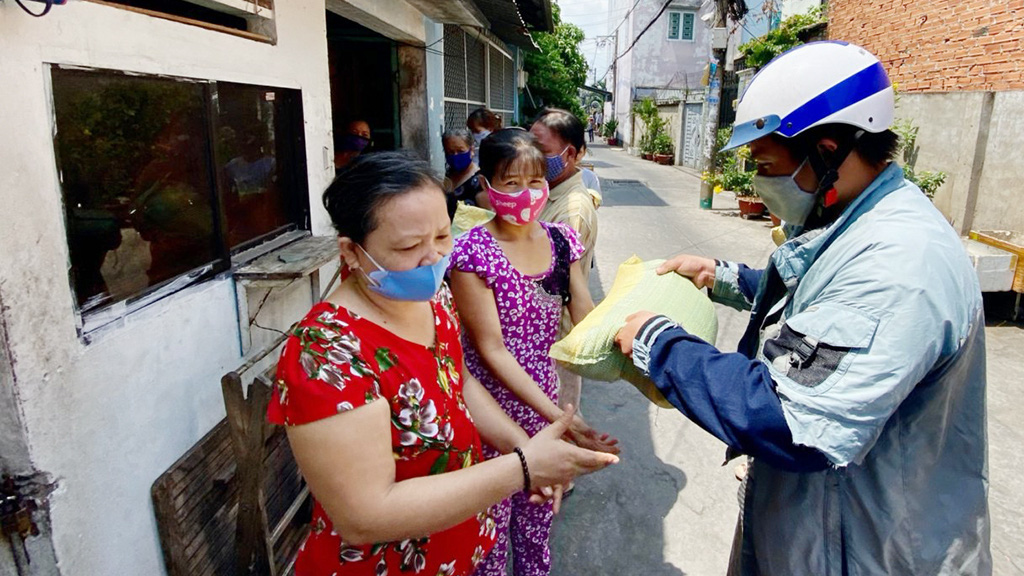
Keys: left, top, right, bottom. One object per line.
{"left": 816, "top": 138, "right": 840, "bottom": 163}
{"left": 338, "top": 237, "right": 361, "bottom": 270}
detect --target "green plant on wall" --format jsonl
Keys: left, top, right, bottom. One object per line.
{"left": 633, "top": 97, "right": 669, "bottom": 155}
{"left": 893, "top": 116, "right": 947, "bottom": 199}
{"left": 703, "top": 143, "right": 756, "bottom": 196}
{"left": 602, "top": 117, "right": 618, "bottom": 139}
{"left": 652, "top": 132, "right": 674, "bottom": 155}
{"left": 738, "top": 6, "right": 826, "bottom": 70}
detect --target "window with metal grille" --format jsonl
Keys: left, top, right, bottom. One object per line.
{"left": 667, "top": 10, "right": 695, "bottom": 41}
{"left": 443, "top": 26, "right": 516, "bottom": 129}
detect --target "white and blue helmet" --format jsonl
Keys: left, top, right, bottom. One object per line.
{"left": 724, "top": 41, "right": 894, "bottom": 151}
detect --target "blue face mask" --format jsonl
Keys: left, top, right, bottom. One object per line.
{"left": 446, "top": 150, "right": 473, "bottom": 172}
{"left": 545, "top": 145, "right": 570, "bottom": 182}
{"left": 358, "top": 246, "right": 450, "bottom": 301}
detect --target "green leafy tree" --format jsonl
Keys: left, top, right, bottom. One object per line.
{"left": 524, "top": 3, "right": 588, "bottom": 118}
{"left": 738, "top": 6, "right": 826, "bottom": 70}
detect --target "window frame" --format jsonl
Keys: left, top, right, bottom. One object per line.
{"left": 666, "top": 10, "right": 696, "bottom": 42}
{"left": 47, "top": 65, "right": 310, "bottom": 339}
{"left": 86, "top": 0, "right": 277, "bottom": 44}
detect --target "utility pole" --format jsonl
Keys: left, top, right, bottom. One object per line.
{"left": 595, "top": 29, "right": 619, "bottom": 135}
{"left": 698, "top": 0, "right": 728, "bottom": 209}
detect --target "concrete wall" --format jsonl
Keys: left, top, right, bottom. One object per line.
{"left": 896, "top": 90, "right": 1024, "bottom": 235}
{"left": 830, "top": 0, "right": 1024, "bottom": 92}
{"left": 425, "top": 20, "right": 447, "bottom": 174}
{"left": 0, "top": 1, "right": 339, "bottom": 574}
{"left": 971, "top": 90, "right": 1024, "bottom": 232}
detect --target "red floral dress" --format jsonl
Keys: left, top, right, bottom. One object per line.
{"left": 268, "top": 285, "right": 497, "bottom": 576}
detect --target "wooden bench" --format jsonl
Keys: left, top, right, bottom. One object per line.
{"left": 153, "top": 334, "right": 310, "bottom": 576}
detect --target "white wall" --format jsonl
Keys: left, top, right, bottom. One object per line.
{"left": 0, "top": 1, "right": 336, "bottom": 573}
{"left": 609, "top": 0, "right": 713, "bottom": 147}
{"left": 782, "top": 0, "right": 822, "bottom": 19}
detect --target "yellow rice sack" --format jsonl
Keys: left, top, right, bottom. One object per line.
{"left": 549, "top": 255, "right": 718, "bottom": 408}
{"left": 451, "top": 202, "right": 494, "bottom": 237}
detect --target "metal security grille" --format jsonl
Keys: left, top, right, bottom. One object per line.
{"left": 502, "top": 53, "right": 516, "bottom": 111}
{"left": 443, "top": 25, "right": 516, "bottom": 129}
{"left": 466, "top": 35, "right": 487, "bottom": 103}
{"left": 444, "top": 100, "right": 468, "bottom": 130}
{"left": 443, "top": 24, "right": 467, "bottom": 101}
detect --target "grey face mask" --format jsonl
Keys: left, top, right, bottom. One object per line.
{"left": 752, "top": 158, "right": 816, "bottom": 226}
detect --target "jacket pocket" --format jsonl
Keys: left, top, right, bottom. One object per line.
{"left": 761, "top": 303, "right": 881, "bottom": 395}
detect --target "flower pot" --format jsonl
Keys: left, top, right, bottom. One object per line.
{"left": 642, "top": 153, "right": 653, "bottom": 160}
{"left": 737, "top": 196, "right": 766, "bottom": 219}
{"left": 654, "top": 153, "right": 673, "bottom": 165}
{"left": 606, "top": 137, "right": 618, "bottom": 146}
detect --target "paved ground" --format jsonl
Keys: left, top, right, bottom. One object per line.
{"left": 549, "top": 141, "right": 1024, "bottom": 575}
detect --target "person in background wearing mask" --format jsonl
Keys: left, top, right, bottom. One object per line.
{"left": 442, "top": 128, "right": 489, "bottom": 216}
{"left": 334, "top": 119, "right": 372, "bottom": 172}
{"left": 449, "top": 129, "right": 619, "bottom": 576}
{"left": 529, "top": 109, "right": 598, "bottom": 284}
{"left": 467, "top": 107, "right": 502, "bottom": 157}
{"left": 530, "top": 108, "right": 601, "bottom": 423}
{"left": 615, "top": 42, "right": 990, "bottom": 574}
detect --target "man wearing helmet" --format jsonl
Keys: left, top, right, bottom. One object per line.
{"left": 616, "top": 42, "right": 990, "bottom": 574}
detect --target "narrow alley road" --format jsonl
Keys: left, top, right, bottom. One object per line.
{"left": 549, "top": 142, "right": 1024, "bottom": 575}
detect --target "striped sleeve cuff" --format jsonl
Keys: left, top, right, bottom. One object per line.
{"left": 632, "top": 315, "right": 676, "bottom": 376}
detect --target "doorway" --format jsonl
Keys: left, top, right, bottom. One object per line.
{"left": 326, "top": 12, "right": 401, "bottom": 154}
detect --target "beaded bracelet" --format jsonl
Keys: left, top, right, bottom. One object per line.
{"left": 512, "top": 447, "right": 531, "bottom": 492}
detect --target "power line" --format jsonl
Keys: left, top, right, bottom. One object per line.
{"left": 599, "top": 0, "right": 675, "bottom": 83}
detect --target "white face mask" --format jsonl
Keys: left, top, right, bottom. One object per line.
{"left": 752, "top": 158, "right": 817, "bottom": 226}
{"left": 472, "top": 130, "right": 491, "bottom": 146}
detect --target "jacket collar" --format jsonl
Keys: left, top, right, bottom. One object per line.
{"left": 770, "top": 163, "right": 906, "bottom": 289}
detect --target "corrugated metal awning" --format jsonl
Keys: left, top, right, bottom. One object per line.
{"left": 473, "top": 0, "right": 538, "bottom": 49}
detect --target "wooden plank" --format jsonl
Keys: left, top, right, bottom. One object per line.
{"left": 235, "top": 376, "right": 275, "bottom": 575}
{"left": 234, "top": 235, "right": 340, "bottom": 281}
{"left": 270, "top": 487, "right": 310, "bottom": 544}
{"left": 152, "top": 477, "right": 190, "bottom": 576}
{"left": 221, "top": 372, "right": 251, "bottom": 460}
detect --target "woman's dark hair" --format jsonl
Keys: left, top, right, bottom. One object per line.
{"left": 532, "top": 108, "right": 585, "bottom": 153}
{"left": 323, "top": 151, "right": 444, "bottom": 243}
{"left": 785, "top": 124, "right": 900, "bottom": 168}
{"left": 477, "top": 129, "right": 546, "bottom": 183}
{"left": 467, "top": 108, "right": 501, "bottom": 131}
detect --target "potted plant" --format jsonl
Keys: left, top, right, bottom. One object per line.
{"left": 603, "top": 118, "right": 619, "bottom": 146}
{"left": 652, "top": 132, "right": 674, "bottom": 165}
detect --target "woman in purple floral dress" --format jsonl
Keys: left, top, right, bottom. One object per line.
{"left": 449, "top": 130, "right": 619, "bottom": 576}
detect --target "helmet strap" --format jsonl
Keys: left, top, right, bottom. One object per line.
{"left": 801, "top": 129, "right": 865, "bottom": 230}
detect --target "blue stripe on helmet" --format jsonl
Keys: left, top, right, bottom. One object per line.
{"left": 777, "top": 61, "right": 891, "bottom": 137}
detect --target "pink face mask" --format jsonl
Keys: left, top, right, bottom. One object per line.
{"left": 485, "top": 180, "right": 550, "bottom": 225}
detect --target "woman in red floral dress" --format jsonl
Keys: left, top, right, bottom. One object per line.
{"left": 268, "top": 152, "right": 617, "bottom": 576}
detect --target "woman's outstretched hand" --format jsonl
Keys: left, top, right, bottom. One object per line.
{"left": 520, "top": 405, "right": 619, "bottom": 496}
{"left": 567, "top": 415, "right": 620, "bottom": 455}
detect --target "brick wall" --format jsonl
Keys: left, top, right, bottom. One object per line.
{"left": 828, "top": 0, "right": 1024, "bottom": 92}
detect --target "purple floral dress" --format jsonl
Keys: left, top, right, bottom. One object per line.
{"left": 449, "top": 221, "right": 583, "bottom": 576}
